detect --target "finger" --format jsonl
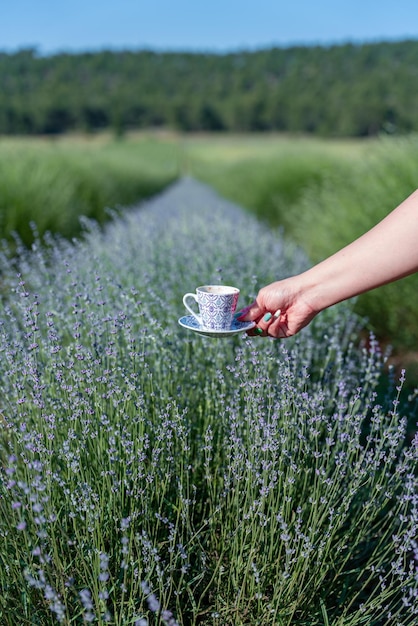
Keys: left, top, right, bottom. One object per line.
{"left": 249, "top": 310, "right": 277, "bottom": 337}
{"left": 247, "top": 326, "right": 265, "bottom": 337}
{"left": 235, "top": 301, "right": 264, "bottom": 322}
{"left": 266, "top": 312, "right": 290, "bottom": 339}
{"left": 253, "top": 309, "right": 286, "bottom": 339}
{"left": 266, "top": 319, "right": 285, "bottom": 338}
{"left": 267, "top": 311, "right": 281, "bottom": 337}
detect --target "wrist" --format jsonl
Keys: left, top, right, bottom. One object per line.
{"left": 295, "top": 266, "right": 340, "bottom": 316}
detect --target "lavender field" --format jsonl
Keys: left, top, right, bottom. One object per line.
{"left": 0, "top": 178, "right": 417, "bottom": 625}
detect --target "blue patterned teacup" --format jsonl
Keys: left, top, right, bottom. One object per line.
{"left": 183, "top": 285, "right": 240, "bottom": 330}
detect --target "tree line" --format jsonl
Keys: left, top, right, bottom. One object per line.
{"left": 0, "top": 39, "right": 417, "bottom": 137}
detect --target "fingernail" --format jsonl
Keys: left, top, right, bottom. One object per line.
{"left": 255, "top": 327, "right": 263, "bottom": 335}
{"left": 274, "top": 309, "right": 281, "bottom": 319}
{"left": 263, "top": 312, "right": 272, "bottom": 322}
{"left": 235, "top": 307, "right": 250, "bottom": 320}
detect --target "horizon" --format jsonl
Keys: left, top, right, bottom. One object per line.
{"left": 2, "top": 34, "right": 417, "bottom": 58}
{"left": 2, "top": 0, "right": 418, "bottom": 57}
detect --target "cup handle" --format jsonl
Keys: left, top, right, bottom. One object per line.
{"left": 183, "top": 293, "right": 202, "bottom": 325}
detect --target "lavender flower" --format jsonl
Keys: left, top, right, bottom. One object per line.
{"left": 0, "top": 178, "right": 416, "bottom": 625}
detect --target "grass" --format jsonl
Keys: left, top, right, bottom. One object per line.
{"left": 0, "top": 178, "right": 416, "bottom": 624}
{"left": 0, "top": 132, "right": 179, "bottom": 246}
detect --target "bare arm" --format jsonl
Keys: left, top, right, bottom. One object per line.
{"left": 239, "top": 189, "right": 418, "bottom": 338}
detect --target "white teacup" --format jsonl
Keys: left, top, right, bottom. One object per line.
{"left": 183, "top": 285, "right": 240, "bottom": 330}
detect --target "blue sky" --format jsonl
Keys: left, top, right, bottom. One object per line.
{"left": 2, "top": 0, "right": 418, "bottom": 54}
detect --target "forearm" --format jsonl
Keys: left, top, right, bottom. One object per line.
{"left": 300, "top": 189, "right": 418, "bottom": 314}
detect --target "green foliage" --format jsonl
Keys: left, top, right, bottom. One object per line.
{"left": 0, "top": 135, "right": 179, "bottom": 246}
{"left": 189, "top": 142, "right": 349, "bottom": 231}
{"left": 1, "top": 41, "right": 418, "bottom": 136}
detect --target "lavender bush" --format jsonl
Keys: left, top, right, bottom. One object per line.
{"left": 0, "top": 178, "right": 417, "bottom": 625}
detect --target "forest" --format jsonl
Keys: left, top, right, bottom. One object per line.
{"left": 0, "top": 39, "right": 417, "bottom": 137}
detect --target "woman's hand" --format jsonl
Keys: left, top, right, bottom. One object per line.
{"left": 236, "top": 276, "right": 318, "bottom": 338}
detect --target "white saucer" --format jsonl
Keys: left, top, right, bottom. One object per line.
{"left": 178, "top": 315, "right": 255, "bottom": 338}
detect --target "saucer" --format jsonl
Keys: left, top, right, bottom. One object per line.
{"left": 178, "top": 315, "right": 255, "bottom": 338}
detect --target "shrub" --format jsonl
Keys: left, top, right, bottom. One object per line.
{"left": 0, "top": 178, "right": 416, "bottom": 625}
{"left": 0, "top": 136, "right": 178, "bottom": 247}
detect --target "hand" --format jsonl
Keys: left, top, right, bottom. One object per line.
{"left": 236, "top": 277, "right": 318, "bottom": 338}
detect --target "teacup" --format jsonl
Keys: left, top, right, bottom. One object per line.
{"left": 183, "top": 285, "right": 240, "bottom": 330}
